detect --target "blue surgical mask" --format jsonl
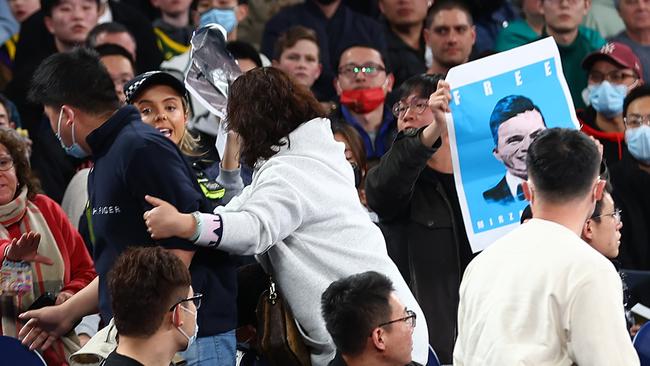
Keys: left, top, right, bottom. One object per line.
{"left": 626, "top": 125, "right": 650, "bottom": 165}
{"left": 177, "top": 305, "right": 199, "bottom": 352}
{"left": 56, "top": 108, "right": 89, "bottom": 159}
{"left": 588, "top": 81, "right": 627, "bottom": 119}
{"left": 200, "top": 8, "right": 237, "bottom": 33}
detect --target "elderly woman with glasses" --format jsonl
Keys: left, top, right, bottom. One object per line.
{"left": 0, "top": 129, "right": 96, "bottom": 365}
{"left": 141, "top": 67, "right": 441, "bottom": 366}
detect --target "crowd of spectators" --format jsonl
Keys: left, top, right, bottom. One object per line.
{"left": 0, "top": 0, "right": 647, "bottom": 365}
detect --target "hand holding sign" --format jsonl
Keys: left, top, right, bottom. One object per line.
{"left": 421, "top": 80, "right": 451, "bottom": 147}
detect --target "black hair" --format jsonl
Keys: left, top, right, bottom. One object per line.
{"left": 94, "top": 43, "right": 136, "bottom": 71}
{"left": 335, "top": 43, "right": 392, "bottom": 75}
{"left": 489, "top": 95, "right": 546, "bottom": 145}
{"left": 526, "top": 128, "right": 601, "bottom": 203}
{"left": 624, "top": 84, "right": 650, "bottom": 117}
{"left": 28, "top": 47, "right": 120, "bottom": 114}
{"left": 425, "top": 0, "right": 473, "bottom": 29}
{"left": 397, "top": 73, "right": 444, "bottom": 101}
{"left": 226, "top": 41, "right": 263, "bottom": 68}
{"left": 86, "top": 22, "right": 135, "bottom": 48}
{"left": 42, "top": 0, "right": 100, "bottom": 17}
{"left": 321, "top": 271, "right": 394, "bottom": 356}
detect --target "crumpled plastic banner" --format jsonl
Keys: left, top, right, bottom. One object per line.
{"left": 185, "top": 23, "right": 242, "bottom": 120}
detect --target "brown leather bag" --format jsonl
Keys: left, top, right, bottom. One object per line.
{"left": 255, "top": 278, "right": 311, "bottom": 366}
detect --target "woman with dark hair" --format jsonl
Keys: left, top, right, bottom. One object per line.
{"left": 0, "top": 129, "right": 96, "bottom": 365}
{"left": 143, "top": 67, "right": 437, "bottom": 365}
{"left": 365, "top": 73, "right": 472, "bottom": 363}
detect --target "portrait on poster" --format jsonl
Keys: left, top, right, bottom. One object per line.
{"left": 446, "top": 37, "right": 579, "bottom": 252}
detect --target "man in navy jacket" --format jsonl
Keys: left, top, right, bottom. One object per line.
{"left": 21, "top": 48, "right": 237, "bottom": 366}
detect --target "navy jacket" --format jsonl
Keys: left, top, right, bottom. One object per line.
{"left": 87, "top": 106, "right": 237, "bottom": 336}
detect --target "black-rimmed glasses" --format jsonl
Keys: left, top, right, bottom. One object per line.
{"left": 338, "top": 63, "right": 386, "bottom": 79}
{"left": 378, "top": 309, "right": 416, "bottom": 329}
{"left": 169, "top": 293, "right": 203, "bottom": 311}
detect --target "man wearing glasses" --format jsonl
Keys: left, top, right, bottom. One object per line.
{"left": 104, "top": 247, "right": 200, "bottom": 366}
{"left": 610, "top": 85, "right": 650, "bottom": 279}
{"left": 579, "top": 42, "right": 643, "bottom": 164}
{"left": 333, "top": 45, "right": 396, "bottom": 162}
{"left": 321, "top": 271, "right": 419, "bottom": 366}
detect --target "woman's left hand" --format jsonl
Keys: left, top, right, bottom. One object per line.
{"left": 5, "top": 232, "right": 54, "bottom": 265}
{"left": 143, "top": 195, "right": 196, "bottom": 240}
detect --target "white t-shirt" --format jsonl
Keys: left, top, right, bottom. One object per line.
{"left": 454, "top": 218, "right": 639, "bottom": 366}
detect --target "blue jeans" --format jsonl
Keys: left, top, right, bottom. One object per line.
{"left": 180, "top": 330, "right": 236, "bottom": 366}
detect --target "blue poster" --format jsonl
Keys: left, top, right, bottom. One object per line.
{"left": 446, "top": 38, "right": 579, "bottom": 252}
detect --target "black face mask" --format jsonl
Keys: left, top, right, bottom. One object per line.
{"left": 313, "top": 0, "right": 338, "bottom": 5}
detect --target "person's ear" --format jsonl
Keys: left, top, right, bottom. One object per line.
{"left": 385, "top": 74, "right": 395, "bottom": 93}
{"left": 334, "top": 78, "right": 342, "bottom": 95}
{"left": 593, "top": 179, "right": 605, "bottom": 201}
{"left": 470, "top": 25, "right": 477, "bottom": 46}
{"left": 378, "top": 0, "right": 385, "bottom": 15}
{"left": 582, "top": 220, "right": 594, "bottom": 240}
{"left": 492, "top": 147, "right": 503, "bottom": 162}
{"left": 522, "top": 181, "right": 534, "bottom": 202}
{"left": 370, "top": 327, "right": 387, "bottom": 351}
{"left": 172, "top": 306, "right": 184, "bottom": 328}
{"left": 44, "top": 16, "right": 54, "bottom": 34}
{"left": 236, "top": 4, "right": 249, "bottom": 22}
{"left": 423, "top": 27, "right": 431, "bottom": 46}
{"left": 9, "top": 121, "right": 15, "bottom": 129}
{"left": 61, "top": 105, "right": 75, "bottom": 126}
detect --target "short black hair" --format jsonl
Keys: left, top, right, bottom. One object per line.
{"left": 397, "top": 73, "right": 444, "bottom": 101}
{"left": 86, "top": 22, "right": 135, "bottom": 48}
{"left": 42, "top": 0, "right": 100, "bottom": 17}
{"left": 425, "top": 0, "right": 473, "bottom": 29}
{"left": 335, "top": 43, "right": 392, "bottom": 74}
{"left": 226, "top": 41, "right": 263, "bottom": 68}
{"left": 624, "top": 85, "right": 650, "bottom": 117}
{"left": 526, "top": 128, "right": 601, "bottom": 203}
{"left": 94, "top": 43, "right": 136, "bottom": 71}
{"left": 321, "top": 271, "right": 394, "bottom": 356}
{"left": 489, "top": 95, "right": 546, "bottom": 145}
{"left": 28, "top": 47, "right": 120, "bottom": 115}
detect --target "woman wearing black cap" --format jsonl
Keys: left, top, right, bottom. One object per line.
{"left": 124, "top": 71, "right": 243, "bottom": 208}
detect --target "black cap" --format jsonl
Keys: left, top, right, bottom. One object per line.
{"left": 124, "top": 71, "right": 187, "bottom": 105}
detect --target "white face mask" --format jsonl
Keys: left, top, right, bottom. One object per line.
{"left": 176, "top": 305, "right": 199, "bottom": 352}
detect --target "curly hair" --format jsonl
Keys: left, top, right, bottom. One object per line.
{"left": 227, "top": 67, "right": 327, "bottom": 167}
{"left": 0, "top": 129, "right": 41, "bottom": 199}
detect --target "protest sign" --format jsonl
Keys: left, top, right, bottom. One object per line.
{"left": 446, "top": 37, "right": 579, "bottom": 252}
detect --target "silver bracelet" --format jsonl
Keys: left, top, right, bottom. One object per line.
{"left": 189, "top": 211, "right": 202, "bottom": 243}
